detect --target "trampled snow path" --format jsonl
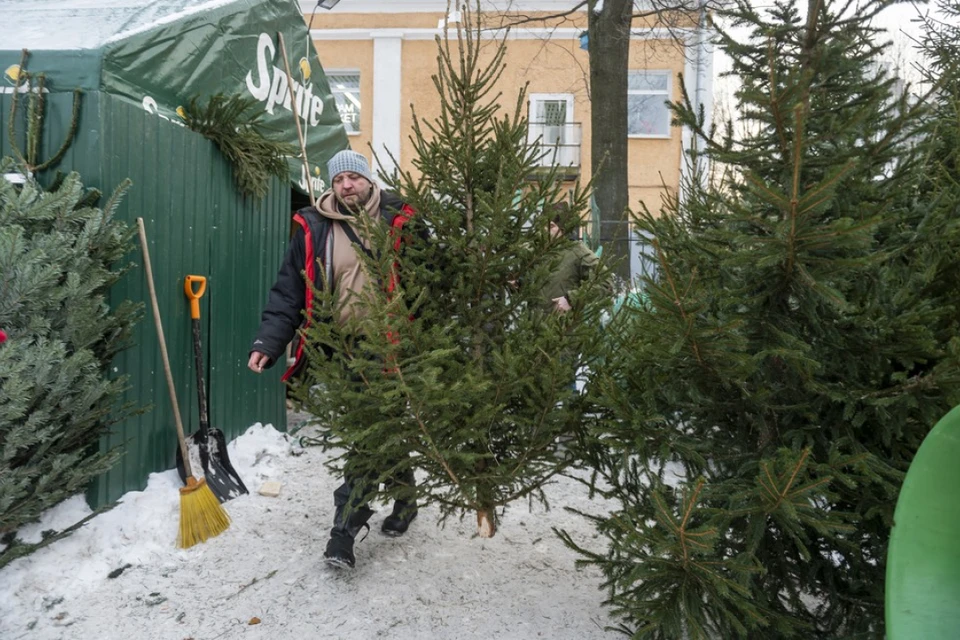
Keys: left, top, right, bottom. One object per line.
{"left": 1, "top": 411, "right": 617, "bottom": 640}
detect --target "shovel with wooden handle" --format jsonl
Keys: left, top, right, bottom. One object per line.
{"left": 174, "top": 275, "right": 249, "bottom": 502}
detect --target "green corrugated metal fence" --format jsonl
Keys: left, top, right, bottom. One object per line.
{"left": 2, "top": 89, "right": 290, "bottom": 508}
{"left": 94, "top": 95, "right": 289, "bottom": 506}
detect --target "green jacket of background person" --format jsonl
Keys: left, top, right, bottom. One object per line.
{"left": 539, "top": 202, "right": 606, "bottom": 314}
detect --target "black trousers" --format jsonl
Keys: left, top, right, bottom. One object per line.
{"left": 332, "top": 462, "right": 416, "bottom": 512}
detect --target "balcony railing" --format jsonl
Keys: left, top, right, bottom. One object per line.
{"left": 527, "top": 121, "right": 582, "bottom": 179}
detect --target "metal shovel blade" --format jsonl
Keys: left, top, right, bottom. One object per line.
{"left": 175, "top": 428, "right": 248, "bottom": 502}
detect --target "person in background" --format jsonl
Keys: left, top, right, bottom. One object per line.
{"left": 539, "top": 201, "right": 605, "bottom": 314}
{"left": 247, "top": 150, "right": 419, "bottom": 569}
{"left": 539, "top": 201, "right": 611, "bottom": 397}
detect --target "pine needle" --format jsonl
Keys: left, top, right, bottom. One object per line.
{"left": 177, "top": 476, "right": 230, "bottom": 549}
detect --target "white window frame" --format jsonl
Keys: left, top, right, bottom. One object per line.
{"left": 327, "top": 69, "right": 362, "bottom": 136}
{"left": 627, "top": 70, "right": 672, "bottom": 139}
{"left": 528, "top": 93, "right": 575, "bottom": 125}
{"left": 528, "top": 93, "right": 576, "bottom": 168}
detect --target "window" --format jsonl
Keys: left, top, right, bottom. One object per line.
{"left": 328, "top": 71, "right": 361, "bottom": 134}
{"left": 627, "top": 70, "right": 670, "bottom": 137}
{"left": 528, "top": 93, "right": 580, "bottom": 168}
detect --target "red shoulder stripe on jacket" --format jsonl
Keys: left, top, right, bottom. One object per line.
{"left": 282, "top": 213, "right": 314, "bottom": 382}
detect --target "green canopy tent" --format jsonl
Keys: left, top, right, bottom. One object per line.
{"left": 1, "top": 0, "right": 349, "bottom": 505}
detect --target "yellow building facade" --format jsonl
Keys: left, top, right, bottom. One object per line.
{"left": 302, "top": 0, "right": 713, "bottom": 278}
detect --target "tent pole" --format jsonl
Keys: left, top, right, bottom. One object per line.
{"left": 277, "top": 32, "right": 317, "bottom": 209}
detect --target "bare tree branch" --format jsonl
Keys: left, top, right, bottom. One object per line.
{"left": 493, "top": 0, "right": 589, "bottom": 28}
{"left": 632, "top": 0, "right": 726, "bottom": 20}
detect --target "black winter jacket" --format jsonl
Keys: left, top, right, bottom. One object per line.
{"left": 250, "top": 190, "right": 416, "bottom": 381}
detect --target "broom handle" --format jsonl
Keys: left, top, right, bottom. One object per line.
{"left": 277, "top": 31, "right": 317, "bottom": 209}
{"left": 137, "top": 218, "right": 194, "bottom": 478}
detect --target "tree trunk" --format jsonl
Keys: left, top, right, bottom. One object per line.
{"left": 589, "top": 0, "right": 633, "bottom": 282}
{"left": 477, "top": 507, "right": 497, "bottom": 538}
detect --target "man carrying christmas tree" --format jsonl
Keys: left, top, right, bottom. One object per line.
{"left": 247, "top": 149, "right": 420, "bottom": 568}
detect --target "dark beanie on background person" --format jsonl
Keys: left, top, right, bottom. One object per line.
{"left": 551, "top": 201, "right": 574, "bottom": 234}
{"left": 327, "top": 150, "right": 375, "bottom": 184}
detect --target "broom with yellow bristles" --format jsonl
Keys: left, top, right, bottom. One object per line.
{"left": 137, "top": 218, "right": 230, "bottom": 548}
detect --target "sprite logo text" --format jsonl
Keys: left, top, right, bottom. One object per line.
{"left": 246, "top": 33, "right": 324, "bottom": 126}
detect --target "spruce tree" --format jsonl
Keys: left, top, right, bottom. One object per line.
{"left": 291, "top": 5, "right": 612, "bottom": 537}
{"left": 559, "top": 0, "right": 960, "bottom": 637}
{"left": 1, "top": 57, "right": 140, "bottom": 564}
{"left": 0, "top": 159, "right": 140, "bottom": 565}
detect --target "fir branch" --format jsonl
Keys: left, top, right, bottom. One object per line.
{"left": 26, "top": 73, "right": 43, "bottom": 167}
{"left": 758, "top": 448, "right": 813, "bottom": 511}
{"left": 0, "top": 501, "right": 118, "bottom": 570}
{"left": 5, "top": 51, "right": 82, "bottom": 175}
{"left": 178, "top": 93, "right": 296, "bottom": 199}
{"left": 650, "top": 236, "right": 706, "bottom": 366}
{"left": 35, "top": 88, "right": 81, "bottom": 173}
{"left": 393, "top": 364, "right": 463, "bottom": 488}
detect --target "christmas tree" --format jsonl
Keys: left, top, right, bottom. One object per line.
{"left": 559, "top": 0, "right": 960, "bottom": 637}
{"left": 0, "top": 60, "right": 140, "bottom": 566}
{"left": 0, "top": 161, "right": 141, "bottom": 564}
{"left": 291, "top": 4, "right": 613, "bottom": 537}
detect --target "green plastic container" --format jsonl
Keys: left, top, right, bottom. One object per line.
{"left": 886, "top": 404, "right": 960, "bottom": 638}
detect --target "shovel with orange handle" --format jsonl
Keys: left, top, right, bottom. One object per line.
{"left": 174, "top": 275, "right": 249, "bottom": 503}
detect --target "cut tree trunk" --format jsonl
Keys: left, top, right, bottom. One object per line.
{"left": 477, "top": 507, "right": 496, "bottom": 538}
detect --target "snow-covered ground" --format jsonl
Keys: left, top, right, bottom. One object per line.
{"left": 0, "top": 411, "right": 617, "bottom": 640}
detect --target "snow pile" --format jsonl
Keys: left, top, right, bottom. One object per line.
{"left": 0, "top": 415, "right": 615, "bottom": 640}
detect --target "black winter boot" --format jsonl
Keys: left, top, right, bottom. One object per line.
{"left": 324, "top": 504, "right": 374, "bottom": 568}
{"left": 381, "top": 499, "right": 418, "bottom": 537}
{"left": 324, "top": 531, "right": 357, "bottom": 568}
{"left": 324, "top": 481, "right": 375, "bottom": 569}
{"left": 381, "top": 466, "right": 418, "bottom": 537}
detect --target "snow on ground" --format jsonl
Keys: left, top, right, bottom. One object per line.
{"left": 0, "top": 411, "right": 617, "bottom": 640}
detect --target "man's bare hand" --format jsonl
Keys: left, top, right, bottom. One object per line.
{"left": 248, "top": 351, "right": 271, "bottom": 373}
{"left": 552, "top": 296, "right": 572, "bottom": 313}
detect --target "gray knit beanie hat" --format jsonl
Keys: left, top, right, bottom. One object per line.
{"left": 327, "top": 150, "right": 374, "bottom": 184}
